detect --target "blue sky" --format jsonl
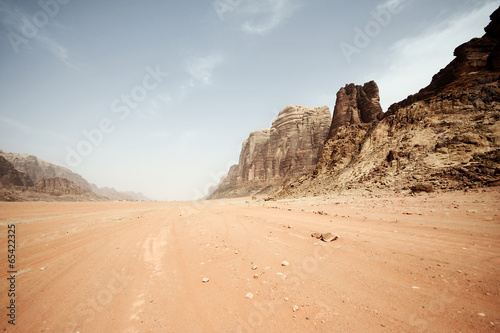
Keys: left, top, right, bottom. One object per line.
{"left": 0, "top": 0, "right": 498, "bottom": 201}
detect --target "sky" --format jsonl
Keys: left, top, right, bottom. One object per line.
{"left": 0, "top": 0, "right": 498, "bottom": 201}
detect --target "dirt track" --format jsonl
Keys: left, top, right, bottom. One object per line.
{"left": 0, "top": 189, "right": 499, "bottom": 332}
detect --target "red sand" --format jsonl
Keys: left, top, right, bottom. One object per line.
{"left": 1, "top": 189, "right": 499, "bottom": 332}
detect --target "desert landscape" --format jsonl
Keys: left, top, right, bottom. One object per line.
{"left": 1, "top": 189, "right": 499, "bottom": 332}
{"left": 1, "top": 1, "right": 500, "bottom": 332}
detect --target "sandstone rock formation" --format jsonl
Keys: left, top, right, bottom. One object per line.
{"left": 0, "top": 150, "right": 91, "bottom": 190}
{"left": 0, "top": 155, "right": 33, "bottom": 188}
{"left": 210, "top": 105, "right": 332, "bottom": 198}
{"left": 0, "top": 150, "right": 150, "bottom": 201}
{"left": 0, "top": 150, "right": 151, "bottom": 201}
{"left": 276, "top": 7, "right": 500, "bottom": 198}
{"left": 31, "top": 177, "right": 96, "bottom": 197}
{"left": 328, "top": 81, "right": 383, "bottom": 138}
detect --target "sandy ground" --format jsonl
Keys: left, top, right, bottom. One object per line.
{"left": 0, "top": 189, "right": 499, "bottom": 333}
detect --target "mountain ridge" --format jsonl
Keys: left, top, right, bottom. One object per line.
{"left": 0, "top": 149, "right": 152, "bottom": 201}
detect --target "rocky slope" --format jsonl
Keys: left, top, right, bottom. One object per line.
{"left": 90, "top": 184, "right": 136, "bottom": 202}
{"left": 31, "top": 177, "right": 98, "bottom": 197}
{"left": 0, "top": 150, "right": 91, "bottom": 190}
{"left": 275, "top": 7, "right": 500, "bottom": 198}
{"left": 1, "top": 155, "right": 99, "bottom": 201}
{"left": 210, "top": 105, "right": 332, "bottom": 198}
{"left": 0, "top": 150, "right": 151, "bottom": 201}
{"left": 0, "top": 155, "right": 33, "bottom": 188}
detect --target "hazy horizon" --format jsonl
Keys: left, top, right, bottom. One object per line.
{"left": 1, "top": 0, "right": 498, "bottom": 201}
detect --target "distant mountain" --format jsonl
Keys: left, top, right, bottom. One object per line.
{"left": 0, "top": 149, "right": 91, "bottom": 189}
{"left": 0, "top": 155, "right": 101, "bottom": 201}
{"left": 122, "top": 191, "right": 152, "bottom": 201}
{"left": 0, "top": 150, "right": 150, "bottom": 201}
{"left": 31, "top": 177, "right": 98, "bottom": 197}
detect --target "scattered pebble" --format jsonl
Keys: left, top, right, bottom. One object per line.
{"left": 40, "top": 267, "right": 45, "bottom": 270}
{"left": 245, "top": 293, "right": 253, "bottom": 299}
{"left": 284, "top": 297, "right": 289, "bottom": 301}
{"left": 202, "top": 278, "right": 209, "bottom": 283}
{"left": 306, "top": 317, "right": 310, "bottom": 320}
{"left": 282, "top": 261, "right": 289, "bottom": 266}
{"left": 252, "top": 265, "right": 258, "bottom": 270}
{"left": 276, "top": 272, "right": 287, "bottom": 279}
{"left": 235, "top": 250, "right": 239, "bottom": 254}
{"left": 411, "top": 286, "right": 420, "bottom": 289}
{"left": 253, "top": 274, "right": 259, "bottom": 279}
{"left": 292, "top": 305, "right": 299, "bottom": 312}
{"left": 478, "top": 313, "right": 486, "bottom": 317}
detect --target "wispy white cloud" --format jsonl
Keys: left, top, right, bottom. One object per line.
{"left": 35, "top": 33, "right": 79, "bottom": 70}
{"left": 240, "top": 0, "right": 299, "bottom": 35}
{"left": 185, "top": 54, "right": 223, "bottom": 86}
{"left": 0, "top": 2, "right": 78, "bottom": 70}
{"left": 368, "top": 1, "right": 498, "bottom": 111}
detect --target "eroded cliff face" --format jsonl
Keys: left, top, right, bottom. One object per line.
{"left": 276, "top": 7, "right": 500, "bottom": 198}
{"left": 0, "top": 156, "right": 33, "bottom": 188}
{"left": 31, "top": 177, "right": 96, "bottom": 197}
{"left": 0, "top": 150, "right": 91, "bottom": 190}
{"left": 0, "top": 150, "right": 150, "bottom": 201}
{"left": 210, "top": 105, "right": 332, "bottom": 198}
{"left": 328, "top": 81, "right": 383, "bottom": 138}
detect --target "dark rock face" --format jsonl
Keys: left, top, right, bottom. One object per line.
{"left": 328, "top": 81, "right": 383, "bottom": 138}
{"left": 386, "top": 6, "right": 500, "bottom": 117}
{"left": 0, "top": 156, "right": 33, "bottom": 188}
{"left": 210, "top": 105, "right": 332, "bottom": 198}
{"left": 276, "top": 6, "right": 500, "bottom": 198}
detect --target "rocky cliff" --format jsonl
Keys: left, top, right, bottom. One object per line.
{"left": 0, "top": 155, "right": 33, "bottom": 188}
{"left": 328, "top": 81, "right": 383, "bottom": 138}
{"left": 0, "top": 150, "right": 151, "bottom": 201}
{"left": 210, "top": 105, "right": 332, "bottom": 198}
{"left": 31, "top": 177, "right": 97, "bottom": 197}
{"left": 276, "top": 7, "right": 500, "bottom": 198}
{"left": 0, "top": 150, "right": 91, "bottom": 190}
